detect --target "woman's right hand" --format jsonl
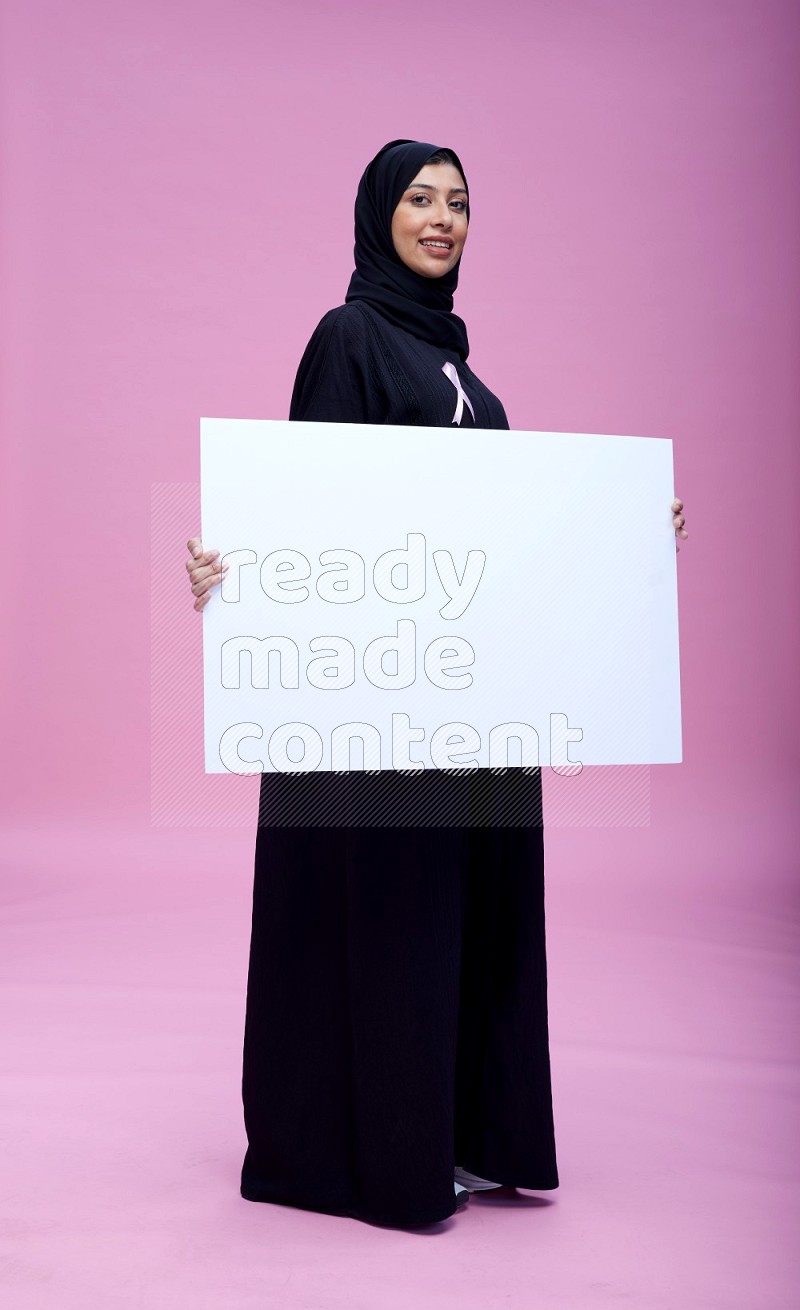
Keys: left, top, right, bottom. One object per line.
{"left": 186, "top": 537, "right": 228, "bottom": 613}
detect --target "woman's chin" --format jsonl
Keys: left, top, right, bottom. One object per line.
{"left": 414, "top": 259, "right": 454, "bottom": 279}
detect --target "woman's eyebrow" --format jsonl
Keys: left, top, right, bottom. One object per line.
{"left": 405, "top": 182, "right": 468, "bottom": 196}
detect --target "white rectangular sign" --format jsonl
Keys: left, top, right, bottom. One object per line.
{"left": 200, "top": 419, "right": 681, "bottom": 774}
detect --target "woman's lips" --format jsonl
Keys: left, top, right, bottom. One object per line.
{"left": 419, "top": 240, "right": 453, "bottom": 260}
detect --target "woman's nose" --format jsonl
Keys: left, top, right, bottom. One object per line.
{"left": 432, "top": 204, "right": 453, "bottom": 228}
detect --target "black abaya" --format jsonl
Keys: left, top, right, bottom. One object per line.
{"left": 240, "top": 302, "right": 559, "bottom": 1226}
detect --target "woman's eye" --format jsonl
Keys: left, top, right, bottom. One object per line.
{"left": 408, "top": 193, "right": 466, "bottom": 211}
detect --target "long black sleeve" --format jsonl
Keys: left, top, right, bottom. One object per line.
{"left": 288, "top": 305, "right": 390, "bottom": 424}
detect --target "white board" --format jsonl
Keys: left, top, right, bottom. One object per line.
{"left": 200, "top": 419, "right": 681, "bottom": 774}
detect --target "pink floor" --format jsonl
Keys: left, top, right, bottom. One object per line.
{"left": 2, "top": 803, "right": 797, "bottom": 1310}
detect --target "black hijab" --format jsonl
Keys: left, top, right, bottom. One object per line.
{"left": 345, "top": 139, "right": 471, "bottom": 361}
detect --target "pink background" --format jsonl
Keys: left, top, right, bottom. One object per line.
{"left": 1, "top": 1, "right": 798, "bottom": 1306}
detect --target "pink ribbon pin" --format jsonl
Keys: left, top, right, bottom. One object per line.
{"left": 441, "top": 361, "right": 476, "bottom": 426}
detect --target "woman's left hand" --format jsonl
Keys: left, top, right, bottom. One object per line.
{"left": 672, "top": 498, "right": 688, "bottom": 552}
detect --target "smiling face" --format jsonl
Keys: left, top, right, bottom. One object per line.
{"left": 390, "top": 162, "right": 469, "bottom": 278}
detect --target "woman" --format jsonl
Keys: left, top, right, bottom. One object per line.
{"left": 186, "top": 139, "right": 689, "bottom": 1228}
